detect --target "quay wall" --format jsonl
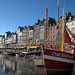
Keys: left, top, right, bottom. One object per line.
{"left": 0, "top": 48, "right": 26, "bottom": 53}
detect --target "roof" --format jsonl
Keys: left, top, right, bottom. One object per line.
{"left": 0, "top": 35, "right": 4, "bottom": 37}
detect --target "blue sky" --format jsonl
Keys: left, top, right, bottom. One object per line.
{"left": 0, "top": 0, "right": 75, "bottom": 35}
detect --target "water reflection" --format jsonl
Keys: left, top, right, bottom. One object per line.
{"left": 0, "top": 54, "right": 46, "bottom": 75}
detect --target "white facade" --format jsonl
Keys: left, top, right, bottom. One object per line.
{"left": 5, "top": 33, "right": 17, "bottom": 44}
{"left": 5, "top": 33, "right": 7, "bottom": 39}
{"left": 0, "top": 36, "right": 4, "bottom": 48}
{"left": 0, "top": 37, "right": 3, "bottom": 44}
{"left": 16, "top": 28, "right": 23, "bottom": 44}
{"left": 40, "top": 25, "right": 44, "bottom": 39}
{"left": 29, "top": 30, "right": 33, "bottom": 37}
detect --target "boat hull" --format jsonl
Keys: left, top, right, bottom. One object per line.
{"left": 22, "top": 51, "right": 42, "bottom": 57}
{"left": 41, "top": 44, "right": 75, "bottom": 75}
{"left": 45, "top": 58, "right": 73, "bottom": 75}
{"left": 8, "top": 52, "right": 15, "bottom": 56}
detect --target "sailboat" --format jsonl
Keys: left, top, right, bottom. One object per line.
{"left": 41, "top": 1, "right": 75, "bottom": 75}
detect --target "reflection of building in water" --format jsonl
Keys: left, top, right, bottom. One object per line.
{"left": 15, "top": 58, "right": 35, "bottom": 75}
{"left": 1, "top": 57, "right": 17, "bottom": 73}
{"left": 0, "top": 57, "right": 46, "bottom": 75}
{"left": 15, "top": 58, "right": 45, "bottom": 75}
{"left": 0, "top": 58, "right": 2, "bottom": 66}
{"left": 0, "top": 55, "right": 7, "bottom": 66}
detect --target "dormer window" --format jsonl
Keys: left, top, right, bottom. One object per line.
{"left": 50, "top": 24, "right": 51, "bottom": 26}
{"left": 53, "top": 23, "right": 55, "bottom": 25}
{"left": 72, "top": 23, "right": 73, "bottom": 26}
{"left": 68, "top": 16, "right": 71, "bottom": 22}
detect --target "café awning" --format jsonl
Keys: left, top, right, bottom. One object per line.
{"left": 27, "top": 46, "right": 39, "bottom": 49}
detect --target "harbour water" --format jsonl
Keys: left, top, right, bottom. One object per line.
{"left": 0, "top": 54, "right": 75, "bottom": 75}
{"left": 0, "top": 54, "right": 46, "bottom": 75}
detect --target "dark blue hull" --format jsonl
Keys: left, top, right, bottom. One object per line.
{"left": 22, "top": 51, "right": 42, "bottom": 57}
{"left": 8, "top": 52, "right": 15, "bottom": 56}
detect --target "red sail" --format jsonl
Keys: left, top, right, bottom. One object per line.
{"left": 64, "top": 28, "right": 73, "bottom": 44}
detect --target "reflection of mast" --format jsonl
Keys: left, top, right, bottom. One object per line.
{"left": 44, "top": 3, "right": 48, "bottom": 43}
{"left": 57, "top": 0, "right": 59, "bottom": 50}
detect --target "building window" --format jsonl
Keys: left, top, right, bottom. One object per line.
{"left": 51, "top": 36, "right": 52, "bottom": 39}
{"left": 51, "top": 31, "right": 52, "bottom": 34}
{"left": 53, "top": 31, "right": 55, "bottom": 34}
{"left": 72, "top": 23, "right": 73, "bottom": 25}
{"left": 53, "top": 27, "right": 55, "bottom": 30}
{"left": 50, "top": 24, "right": 51, "bottom": 26}
{"left": 49, "top": 28, "right": 50, "bottom": 31}
{"left": 53, "top": 35, "right": 55, "bottom": 38}
{"left": 53, "top": 23, "right": 55, "bottom": 25}
{"left": 51, "top": 28, "right": 52, "bottom": 30}
{"left": 49, "top": 32, "right": 50, "bottom": 35}
{"left": 68, "top": 17, "right": 71, "bottom": 22}
{"left": 60, "top": 23, "right": 61, "bottom": 26}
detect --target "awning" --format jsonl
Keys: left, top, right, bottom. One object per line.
{"left": 21, "top": 46, "right": 26, "bottom": 48}
{"left": 27, "top": 46, "right": 39, "bottom": 49}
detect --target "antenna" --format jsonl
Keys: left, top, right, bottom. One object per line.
{"left": 61, "top": 0, "right": 65, "bottom": 18}
{"left": 58, "top": 0, "right": 59, "bottom": 5}
{"left": 63, "top": 8, "right": 65, "bottom": 17}
{"left": 61, "top": 8, "right": 65, "bottom": 18}
{"left": 46, "top": 2, "right": 47, "bottom": 8}
{"left": 64, "top": 0, "right": 65, "bottom": 9}
{"left": 57, "top": 0, "right": 59, "bottom": 21}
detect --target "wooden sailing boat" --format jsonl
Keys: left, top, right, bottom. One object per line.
{"left": 41, "top": 1, "right": 75, "bottom": 75}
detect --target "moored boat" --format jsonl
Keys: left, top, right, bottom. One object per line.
{"left": 41, "top": 1, "right": 75, "bottom": 75}
{"left": 8, "top": 52, "right": 15, "bottom": 56}
{"left": 41, "top": 44, "right": 75, "bottom": 75}
{"left": 15, "top": 53, "right": 24, "bottom": 57}
{"left": 22, "top": 51, "right": 42, "bottom": 57}
{"left": 22, "top": 46, "right": 42, "bottom": 57}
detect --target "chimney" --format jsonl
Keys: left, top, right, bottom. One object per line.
{"left": 60, "top": 16, "right": 62, "bottom": 19}
{"left": 24, "top": 26, "right": 27, "bottom": 28}
{"left": 65, "top": 13, "right": 67, "bottom": 18}
{"left": 37, "top": 20, "right": 40, "bottom": 24}
{"left": 68, "top": 12, "right": 71, "bottom": 17}
{"left": 43, "top": 19, "right": 45, "bottom": 22}
{"left": 48, "top": 17, "right": 51, "bottom": 21}
{"left": 18, "top": 26, "right": 21, "bottom": 28}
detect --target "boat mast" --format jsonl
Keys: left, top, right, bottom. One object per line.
{"left": 57, "top": 0, "right": 59, "bottom": 50}
{"left": 44, "top": 3, "right": 48, "bottom": 44}
{"left": 61, "top": 17, "right": 65, "bottom": 52}
{"left": 61, "top": 8, "right": 65, "bottom": 52}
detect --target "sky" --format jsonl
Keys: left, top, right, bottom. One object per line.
{"left": 0, "top": 0, "right": 75, "bottom": 35}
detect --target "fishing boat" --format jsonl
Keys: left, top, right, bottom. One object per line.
{"left": 22, "top": 46, "right": 42, "bottom": 57}
{"left": 41, "top": 1, "right": 75, "bottom": 75}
